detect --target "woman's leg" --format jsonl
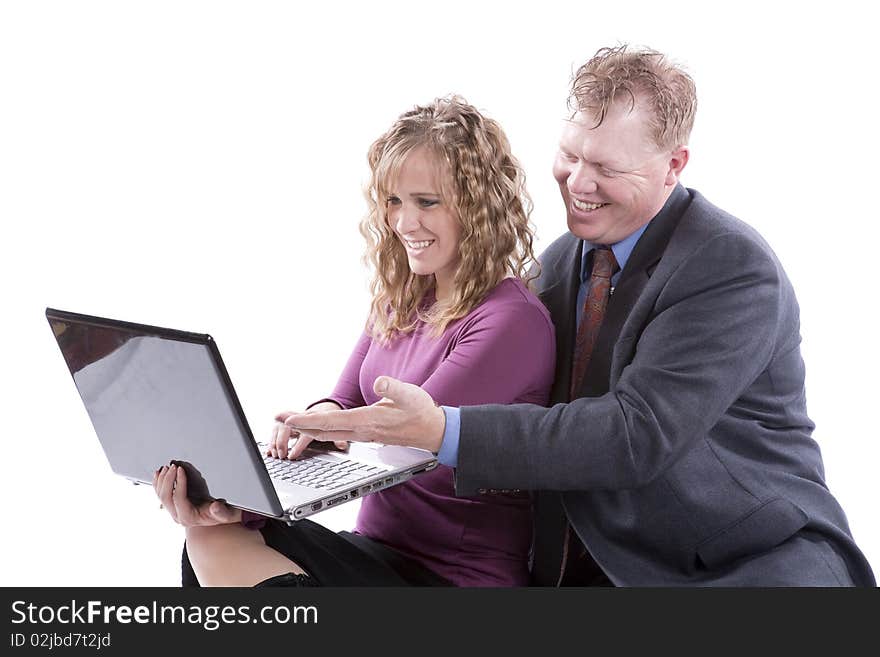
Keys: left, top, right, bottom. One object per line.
{"left": 185, "top": 523, "right": 306, "bottom": 587}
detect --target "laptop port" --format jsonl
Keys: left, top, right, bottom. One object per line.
{"left": 385, "top": 477, "right": 394, "bottom": 485}
{"left": 311, "top": 502, "right": 323, "bottom": 511}
{"left": 326, "top": 494, "right": 349, "bottom": 507}
{"left": 350, "top": 489, "right": 359, "bottom": 498}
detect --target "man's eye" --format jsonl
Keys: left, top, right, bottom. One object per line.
{"left": 386, "top": 196, "right": 401, "bottom": 206}
{"left": 418, "top": 198, "right": 439, "bottom": 208}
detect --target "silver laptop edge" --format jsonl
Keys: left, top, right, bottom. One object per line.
{"left": 264, "top": 443, "right": 438, "bottom": 521}
{"left": 45, "top": 307, "right": 438, "bottom": 525}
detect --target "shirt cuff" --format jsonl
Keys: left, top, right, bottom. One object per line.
{"left": 437, "top": 406, "right": 461, "bottom": 467}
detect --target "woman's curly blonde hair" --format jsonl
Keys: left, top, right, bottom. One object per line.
{"left": 360, "top": 96, "right": 538, "bottom": 342}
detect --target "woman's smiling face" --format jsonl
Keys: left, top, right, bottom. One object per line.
{"left": 386, "top": 146, "right": 462, "bottom": 300}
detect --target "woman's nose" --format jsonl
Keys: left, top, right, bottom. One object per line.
{"left": 394, "top": 205, "right": 421, "bottom": 233}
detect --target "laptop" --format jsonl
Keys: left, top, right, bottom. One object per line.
{"left": 45, "top": 307, "right": 438, "bottom": 523}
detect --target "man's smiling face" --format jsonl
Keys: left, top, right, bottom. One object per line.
{"left": 553, "top": 100, "right": 688, "bottom": 244}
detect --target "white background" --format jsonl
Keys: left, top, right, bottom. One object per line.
{"left": 1, "top": 1, "right": 876, "bottom": 586}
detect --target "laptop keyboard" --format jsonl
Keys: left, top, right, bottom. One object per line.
{"left": 263, "top": 454, "right": 387, "bottom": 490}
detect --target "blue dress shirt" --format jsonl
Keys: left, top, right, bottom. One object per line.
{"left": 437, "top": 223, "right": 651, "bottom": 467}
{"left": 575, "top": 224, "right": 648, "bottom": 327}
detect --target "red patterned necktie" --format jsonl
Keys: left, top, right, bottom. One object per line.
{"left": 570, "top": 246, "right": 619, "bottom": 398}
{"left": 559, "top": 246, "right": 619, "bottom": 585}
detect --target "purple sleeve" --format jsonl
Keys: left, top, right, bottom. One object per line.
{"left": 421, "top": 301, "right": 555, "bottom": 407}
{"left": 317, "top": 330, "right": 371, "bottom": 410}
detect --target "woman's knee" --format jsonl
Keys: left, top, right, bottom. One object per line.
{"left": 183, "top": 523, "right": 305, "bottom": 586}
{"left": 187, "top": 523, "right": 261, "bottom": 558}
{"left": 184, "top": 524, "right": 261, "bottom": 583}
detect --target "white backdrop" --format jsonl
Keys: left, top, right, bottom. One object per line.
{"left": 1, "top": 0, "right": 876, "bottom": 586}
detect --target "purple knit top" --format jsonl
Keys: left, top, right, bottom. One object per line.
{"left": 325, "top": 278, "right": 555, "bottom": 586}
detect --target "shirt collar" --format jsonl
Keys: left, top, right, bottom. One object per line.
{"left": 580, "top": 222, "right": 649, "bottom": 283}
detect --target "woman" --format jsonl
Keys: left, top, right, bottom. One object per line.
{"left": 155, "top": 96, "right": 555, "bottom": 586}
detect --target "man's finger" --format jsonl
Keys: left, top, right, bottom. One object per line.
{"left": 294, "top": 428, "right": 369, "bottom": 443}
{"left": 283, "top": 406, "right": 375, "bottom": 433}
{"left": 373, "top": 376, "right": 422, "bottom": 406}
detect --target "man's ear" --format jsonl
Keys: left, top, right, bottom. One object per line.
{"left": 665, "top": 146, "right": 689, "bottom": 186}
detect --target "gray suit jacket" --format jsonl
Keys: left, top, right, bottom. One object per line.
{"left": 457, "top": 186, "right": 875, "bottom": 586}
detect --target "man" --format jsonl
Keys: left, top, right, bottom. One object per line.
{"left": 282, "top": 45, "right": 875, "bottom": 586}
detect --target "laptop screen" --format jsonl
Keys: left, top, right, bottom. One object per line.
{"left": 47, "top": 310, "right": 281, "bottom": 515}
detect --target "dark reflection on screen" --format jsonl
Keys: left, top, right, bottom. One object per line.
{"left": 50, "top": 320, "right": 133, "bottom": 375}
{"left": 47, "top": 311, "right": 282, "bottom": 515}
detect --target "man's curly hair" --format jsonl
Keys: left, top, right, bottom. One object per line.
{"left": 569, "top": 44, "right": 697, "bottom": 150}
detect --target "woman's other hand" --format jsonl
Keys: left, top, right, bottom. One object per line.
{"left": 269, "top": 401, "right": 347, "bottom": 460}
{"left": 153, "top": 464, "right": 242, "bottom": 526}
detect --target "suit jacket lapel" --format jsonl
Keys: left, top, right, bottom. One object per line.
{"left": 577, "top": 186, "right": 693, "bottom": 398}
{"left": 538, "top": 236, "right": 583, "bottom": 405}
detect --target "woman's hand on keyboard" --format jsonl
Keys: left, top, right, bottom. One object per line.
{"left": 269, "top": 401, "right": 347, "bottom": 460}
{"left": 153, "top": 464, "right": 242, "bottom": 526}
